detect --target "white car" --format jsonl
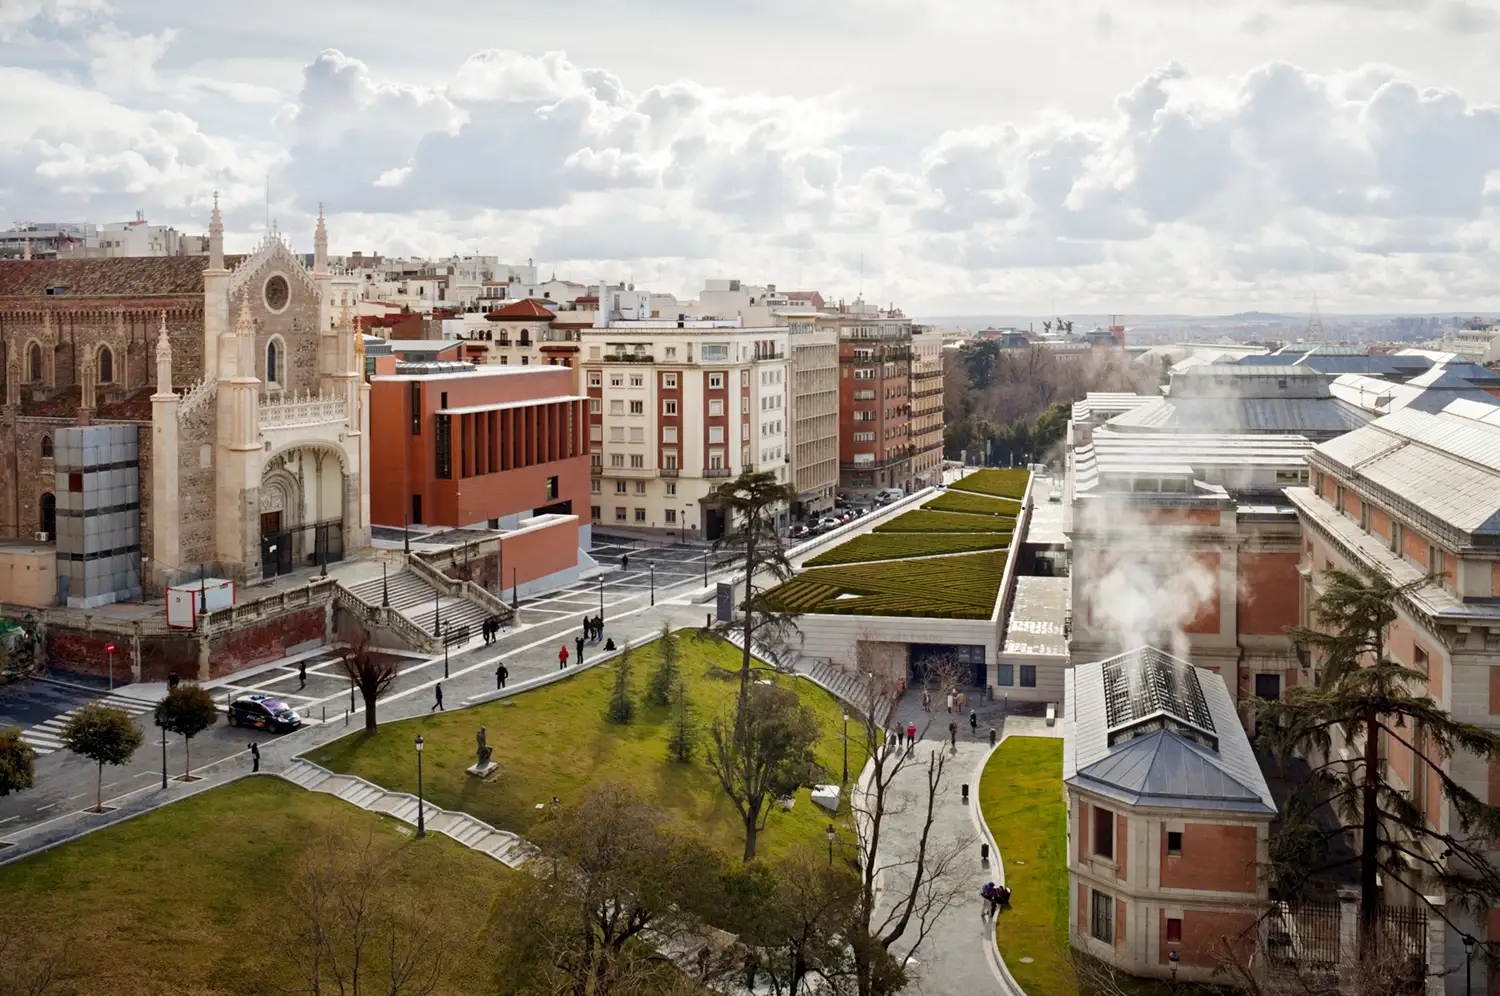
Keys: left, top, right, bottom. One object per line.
{"left": 876, "top": 488, "right": 905, "bottom": 503}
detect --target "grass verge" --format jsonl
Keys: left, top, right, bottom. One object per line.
{"left": 873, "top": 509, "right": 1015, "bottom": 534}
{"left": 314, "top": 632, "right": 867, "bottom": 861}
{"left": 0, "top": 777, "right": 506, "bottom": 995}
{"left": 924, "top": 490, "right": 1022, "bottom": 517}
{"left": 804, "top": 531, "right": 1010, "bottom": 566}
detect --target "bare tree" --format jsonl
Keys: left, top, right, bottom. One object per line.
{"left": 277, "top": 830, "right": 446, "bottom": 996}
{"left": 336, "top": 627, "right": 401, "bottom": 734}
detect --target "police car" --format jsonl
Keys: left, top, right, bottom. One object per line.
{"left": 226, "top": 694, "right": 303, "bottom": 733}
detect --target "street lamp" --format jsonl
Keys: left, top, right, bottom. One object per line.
{"left": 1168, "top": 950, "right": 1179, "bottom": 982}
{"left": 598, "top": 573, "right": 605, "bottom": 624}
{"left": 826, "top": 823, "right": 836, "bottom": 866}
{"left": 157, "top": 716, "right": 167, "bottom": 790}
{"left": 442, "top": 622, "right": 451, "bottom": 679}
{"left": 649, "top": 561, "right": 655, "bottom": 606}
{"left": 842, "top": 713, "right": 850, "bottom": 783}
{"left": 1464, "top": 934, "right": 1477, "bottom": 996}
{"left": 403, "top": 511, "right": 410, "bottom": 556}
{"left": 414, "top": 735, "right": 426, "bottom": 838}
{"left": 319, "top": 527, "right": 328, "bottom": 578}
{"left": 381, "top": 560, "right": 390, "bottom": 607}
{"left": 432, "top": 588, "right": 440, "bottom": 634}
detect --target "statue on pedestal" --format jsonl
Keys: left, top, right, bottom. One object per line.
{"left": 476, "top": 726, "right": 493, "bottom": 768}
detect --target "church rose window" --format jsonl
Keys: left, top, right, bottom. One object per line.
{"left": 264, "top": 275, "right": 290, "bottom": 311}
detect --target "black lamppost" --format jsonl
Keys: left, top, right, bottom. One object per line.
{"left": 414, "top": 735, "right": 426, "bottom": 838}
{"left": 512, "top": 567, "right": 518, "bottom": 610}
{"left": 403, "top": 511, "right": 410, "bottom": 556}
{"left": 442, "top": 622, "right": 451, "bottom": 679}
{"left": 319, "top": 527, "right": 328, "bottom": 578}
{"left": 1464, "top": 934, "right": 1477, "bottom": 996}
{"left": 842, "top": 713, "right": 850, "bottom": 783}
{"left": 432, "top": 588, "right": 441, "bottom": 634}
{"left": 649, "top": 562, "right": 655, "bottom": 606}
{"left": 826, "top": 824, "right": 836, "bottom": 866}
{"left": 1168, "top": 951, "right": 1179, "bottom": 982}
{"left": 598, "top": 574, "right": 605, "bottom": 624}
{"left": 381, "top": 560, "right": 390, "bottom": 607}
{"left": 157, "top": 716, "right": 167, "bottom": 790}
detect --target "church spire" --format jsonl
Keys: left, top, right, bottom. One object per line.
{"left": 209, "top": 191, "right": 224, "bottom": 270}
{"left": 313, "top": 201, "right": 328, "bottom": 274}
{"left": 155, "top": 312, "right": 173, "bottom": 395}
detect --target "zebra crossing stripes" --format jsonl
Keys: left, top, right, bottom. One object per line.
{"left": 19, "top": 692, "right": 155, "bottom": 757}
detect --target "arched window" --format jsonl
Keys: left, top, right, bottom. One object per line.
{"left": 40, "top": 493, "right": 55, "bottom": 538}
{"left": 97, "top": 346, "right": 113, "bottom": 384}
{"left": 27, "top": 342, "right": 41, "bottom": 382}
{"left": 266, "top": 338, "right": 281, "bottom": 387}
{"left": 40, "top": 436, "right": 52, "bottom": 459}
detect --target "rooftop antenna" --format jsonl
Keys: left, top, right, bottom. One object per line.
{"left": 1305, "top": 293, "right": 1326, "bottom": 343}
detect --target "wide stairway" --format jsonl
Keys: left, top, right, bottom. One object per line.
{"left": 347, "top": 568, "right": 495, "bottom": 639}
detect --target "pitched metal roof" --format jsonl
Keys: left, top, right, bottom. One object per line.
{"left": 1106, "top": 396, "right": 1370, "bottom": 437}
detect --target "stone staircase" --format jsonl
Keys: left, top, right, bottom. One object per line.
{"left": 279, "top": 759, "right": 535, "bottom": 867}
{"left": 722, "top": 631, "right": 891, "bottom": 728}
{"left": 347, "top": 568, "right": 495, "bottom": 639}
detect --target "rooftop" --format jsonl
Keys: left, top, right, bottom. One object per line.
{"left": 0, "top": 256, "right": 241, "bottom": 298}
{"left": 1106, "top": 395, "right": 1369, "bottom": 438}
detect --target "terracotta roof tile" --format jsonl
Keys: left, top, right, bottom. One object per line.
{"left": 0, "top": 256, "right": 244, "bottom": 299}
{"left": 484, "top": 298, "right": 556, "bottom": 321}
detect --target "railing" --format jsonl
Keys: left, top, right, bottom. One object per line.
{"left": 704, "top": 468, "right": 732, "bottom": 478}
{"left": 660, "top": 468, "right": 679, "bottom": 478}
{"left": 177, "top": 378, "right": 215, "bottom": 423}
{"left": 408, "top": 552, "right": 514, "bottom": 626}
{"left": 260, "top": 391, "right": 347, "bottom": 429}
{"left": 604, "top": 354, "right": 655, "bottom": 364}
{"left": 199, "top": 577, "right": 338, "bottom": 635}
{"left": 333, "top": 583, "right": 441, "bottom": 654}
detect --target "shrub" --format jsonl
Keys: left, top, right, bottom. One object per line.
{"left": 606, "top": 646, "right": 635, "bottom": 724}
{"left": 764, "top": 551, "right": 1006, "bottom": 619}
{"left": 805, "top": 532, "right": 1010, "bottom": 566}
{"left": 950, "top": 469, "right": 1031, "bottom": 500}
{"left": 872, "top": 510, "right": 1013, "bottom": 534}
{"left": 923, "top": 490, "right": 1020, "bottom": 517}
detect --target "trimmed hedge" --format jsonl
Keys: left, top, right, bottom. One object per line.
{"left": 764, "top": 550, "right": 1006, "bottom": 619}
{"left": 873, "top": 510, "right": 1014, "bottom": 534}
{"left": 923, "top": 490, "right": 1020, "bottom": 517}
{"left": 951, "top": 468, "right": 1031, "bottom": 500}
{"left": 804, "top": 531, "right": 1010, "bottom": 567}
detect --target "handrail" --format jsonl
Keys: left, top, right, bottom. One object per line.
{"left": 407, "top": 552, "right": 514, "bottom": 625}
{"left": 333, "top": 582, "right": 442, "bottom": 653}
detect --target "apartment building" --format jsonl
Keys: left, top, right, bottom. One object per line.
{"left": 909, "top": 325, "right": 944, "bottom": 488}
{"left": 782, "top": 312, "right": 840, "bottom": 517}
{"left": 1290, "top": 398, "right": 1500, "bottom": 989}
{"left": 1066, "top": 647, "right": 1274, "bottom": 983}
{"left": 828, "top": 309, "right": 913, "bottom": 493}
{"left": 579, "top": 319, "right": 789, "bottom": 541}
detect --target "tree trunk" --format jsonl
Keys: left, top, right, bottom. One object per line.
{"left": 1360, "top": 705, "right": 1381, "bottom": 950}
{"left": 743, "top": 797, "right": 761, "bottom": 862}
{"left": 738, "top": 538, "right": 755, "bottom": 712}
{"left": 183, "top": 735, "right": 191, "bottom": 781}
{"left": 363, "top": 690, "right": 378, "bottom": 732}
{"left": 95, "top": 760, "right": 103, "bottom": 812}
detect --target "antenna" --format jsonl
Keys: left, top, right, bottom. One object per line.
{"left": 1305, "top": 293, "right": 1326, "bottom": 343}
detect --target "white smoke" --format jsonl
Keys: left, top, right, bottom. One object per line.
{"left": 1072, "top": 495, "right": 1220, "bottom": 663}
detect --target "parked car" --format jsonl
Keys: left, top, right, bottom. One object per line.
{"left": 227, "top": 694, "right": 303, "bottom": 733}
{"left": 790, "top": 524, "right": 810, "bottom": 539}
{"left": 876, "top": 488, "right": 906, "bottom": 504}
{"left": 815, "top": 516, "right": 842, "bottom": 531}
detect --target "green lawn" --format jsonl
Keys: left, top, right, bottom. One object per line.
{"left": 804, "top": 531, "right": 1011, "bottom": 566}
{"left": 980, "top": 736, "right": 1071, "bottom": 996}
{"left": 952, "top": 468, "right": 1032, "bottom": 500}
{"left": 924, "top": 489, "right": 1022, "bottom": 517}
{"left": 314, "top": 633, "right": 868, "bottom": 861}
{"left": 873, "top": 509, "right": 1014, "bottom": 533}
{"left": 0, "top": 777, "right": 506, "bottom": 996}
{"left": 764, "top": 550, "right": 1006, "bottom": 619}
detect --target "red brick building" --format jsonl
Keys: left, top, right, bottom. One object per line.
{"left": 368, "top": 358, "right": 590, "bottom": 588}
{"left": 828, "top": 312, "right": 912, "bottom": 493}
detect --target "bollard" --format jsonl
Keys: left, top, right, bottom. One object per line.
{"left": 345, "top": 709, "right": 349, "bottom": 726}
{"left": 961, "top": 783, "right": 969, "bottom": 805}
{"left": 981, "top": 842, "right": 990, "bottom": 865}
{"left": 322, "top": 706, "right": 326, "bottom": 723}
{"left": 989, "top": 727, "right": 997, "bottom": 747}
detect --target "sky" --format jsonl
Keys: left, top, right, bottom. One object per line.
{"left": 5, "top": 0, "right": 1500, "bottom": 316}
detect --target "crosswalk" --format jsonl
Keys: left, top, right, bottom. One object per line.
{"left": 19, "top": 692, "right": 157, "bottom": 756}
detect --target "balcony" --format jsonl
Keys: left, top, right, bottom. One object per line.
{"left": 604, "top": 353, "right": 656, "bottom": 364}
{"left": 660, "top": 468, "right": 680, "bottom": 478}
{"left": 704, "top": 467, "right": 732, "bottom": 478}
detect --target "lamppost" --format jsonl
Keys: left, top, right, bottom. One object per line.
{"left": 105, "top": 641, "right": 116, "bottom": 692}
{"left": 1168, "top": 951, "right": 1179, "bottom": 983}
{"left": 842, "top": 713, "right": 850, "bottom": 783}
{"left": 414, "top": 735, "right": 426, "bottom": 838}
{"left": 403, "top": 511, "right": 410, "bottom": 556}
{"left": 156, "top": 715, "right": 167, "bottom": 790}
{"left": 649, "top": 561, "right": 655, "bottom": 606}
{"left": 432, "top": 588, "right": 441, "bottom": 634}
{"left": 381, "top": 560, "right": 390, "bottom": 607}
{"left": 826, "top": 823, "right": 836, "bottom": 866}
{"left": 1464, "top": 934, "right": 1477, "bottom": 996}
{"left": 442, "top": 622, "right": 451, "bottom": 679}
{"left": 319, "top": 527, "right": 328, "bottom": 578}
{"left": 598, "top": 574, "right": 605, "bottom": 624}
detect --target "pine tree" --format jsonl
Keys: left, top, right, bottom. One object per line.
{"left": 666, "top": 676, "right": 699, "bottom": 763}
{"left": 606, "top": 645, "right": 635, "bottom": 724}
{"left": 1262, "top": 565, "right": 1500, "bottom": 954}
{"left": 646, "top": 624, "right": 679, "bottom": 707}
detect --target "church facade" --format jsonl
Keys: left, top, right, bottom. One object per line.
{"left": 0, "top": 200, "right": 369, "bottom": 605}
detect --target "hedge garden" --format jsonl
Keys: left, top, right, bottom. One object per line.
{"left": 804, "top": 530, "right": 1011, "bottom": 567}
{"left": 923, "top": 489, "right": 1020, "bottom": 517}
{"left": 872, "top": 509, "right": 1016, "bottom": 534}
{"left": 950, "top": 468, "right": 1031, "bottom": 500}
{"left": 764, "top": 550, "right": 1007, "bottom": 619}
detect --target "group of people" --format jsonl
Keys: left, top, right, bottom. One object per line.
{"left": 980, "top": 881, "right": 1012, "bottom": 919}
{"left": 481, "top": 615, "right": 505, "bottom": 644}
{"left": 581, "top": 615, "right": 605, "bottom": 642}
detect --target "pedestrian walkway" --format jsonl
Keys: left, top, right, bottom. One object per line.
{"left": 18, "top": 690, "right": 156, "bottom": 756}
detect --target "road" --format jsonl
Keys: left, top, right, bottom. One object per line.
{"left": 0, "top": 539, "right": 726, "bottom": 839}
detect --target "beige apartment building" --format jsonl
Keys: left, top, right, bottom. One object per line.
{"left": 782, "top": 312, "right": 839, "bottom": 517}
{"left": 910, "top": 325, "right": 944, "bottom": 488}
{"left": 579, "top": 319, "right": 789, "bottom": 541}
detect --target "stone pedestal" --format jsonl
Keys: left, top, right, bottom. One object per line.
{"left": 467, "top": 761, "right": 498, "bottom": 779}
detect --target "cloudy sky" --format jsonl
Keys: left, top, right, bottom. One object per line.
{"left": 5, "top": 0, "right": 1500, "bottom": 315}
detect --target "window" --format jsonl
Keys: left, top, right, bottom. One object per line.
{"left": 591, "top": 453, "right": 602, "bottom": 469}
{"left": 434, "top": 414, "right": 452, "bottom": 479}
{"left": 1166, "top": 918, "right": 1182, "bottom": 944}
{"left": 709, "top": 426, "right": 724, "bottom": 444}
{"left": 610, "top": 375, "right": 624, "bottom": 387}
{"left": 854, "top": 368, "right": 876, "bottom": 380}
{"left": 701, "top": 343, "right": 729, "bottom": 362}
{"left": 709, "top": 399, "right": 724, "bottom": 417}
{"left": 615, "top": 507, "right": 627, "bottom": 522}
{"left": 630, "top": 454, "right": 644, "bottom": 468}
{"left": 855, "top": 389, "right": 875, "bottom": 401}
{"left": 709, "top": 373, "right": 724, "bottom": 389}
{"left": 663, "top": 426, "right": 678, "bottom": 444}
{"left": 663, "top": 400, "right": 678, "bottom": 416}
{"left": 666, "top": 509, "right": 677, "bottom": 524}
{"left": 854, "top": 432, "right": 876, "bottom": 443}
{"left": 742, "top": 370, "right": 750, "bottom": 387}
{"left": 589, "top": 372, "right": 602, "bottom": 387}
{"left": 546, "top": 476, "right": 559, "bottom": 501}
{"left": 629, "top": 400, "right": 644, "bottom": 415}
{"left": 27, "top": 342, "right": 41, "bottom": 382}
{"left": 742, "top": 397, "right": 750, "bottom": 413}
{"left": 634, "top": 481, "right": 646, "bottom": 495}
{"left": 265, "top": 340, "right": 279, "bottom": 386}
{"left": 663, "top": 373, "right": 678, "bottom": 388}
{"left": 590, "top": 399, "right": 602, "bottom": 413}
{"left": 996, "top": 664, "right": 1014, "bottom": 686}
{"left": 591, "top": 425, "right": 603, "bottom": 442}
{"left": 709, "top": 451, "right": 724, "bottom": 469}
{"left": 610, "top": 426, "right": 625, "bottom": 442}
{"left": 411, "top": 493, "right": 422, "bottom": 524}
{"left": 1090, "top": 891, "right": 1113, "bottom": 943}
{"left": 630, "top": 375, "right": 643, "bottom": 387}
{"left": 854, "top": 410, "right": 875, "bottom": 421}
{"left": 634, "top": 508, "right": 646, "bottom": 522}
{"left": 630, "top": 427, "right": 644, "bottom": 443}
{"left": 591, "top": 505, "right": 601, "bottom": 520}
{"left": 520, "top": 356, "right": 529, "bottom": 365}
{"left": 1414, "top": 646, "right": 1429, "bottom": 675}
{"left": 1092, "top": 806, "right": 1115, "bottom": 859}
{"left": 591, "top": 479, "right": 601, "bottom": 494}
{"left": 610, "top": 400, "right": 624, "bottom": 415}
{"left": 1020, "top": 665, "right": 1036, "bottom": 687}
{"left": 611, "top": 454, "right": 625, "bottom": 467}
{"left": 666, "top": 482, "right": 677, "bottom": 496}
{"left": 96, "top": 344, "right": 113, "bottom": 383}
{"left": 410, "top": 382, "right": 421, "bottom": 435}
{"left": 1167, "top": 831, "right": 1183, "bottom": 857}
{"left": 615, "top": 481, "right": 627, "bottom": 494}
{"left": 40, "top": 436, "right": 52, "bottom": 459}
{"left": 665, "top": 348, "right": 677, "bottom": 360}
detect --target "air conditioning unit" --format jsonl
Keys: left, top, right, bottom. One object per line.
{"left": 35, "top": 531, "right": 50, "bottom": 542}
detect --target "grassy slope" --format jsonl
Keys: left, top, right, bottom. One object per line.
{"left": 873, "top": 509, "right": 1015, "bottom": 533}
{"left": 315, "top": 633, "right": 867, "bottom": 860}
{"left": 951, "top": 468, "right": 1032, "bottom": 500}
{"left": 923, "top": 490, "right": 1022, "bottom": 517}
{"left": 0, "top": 777, "right": 506, "bottom": 996}
{"left": 980, "top": 736, "right": 1071, "bottom": 996}
{"left": 764, "top": 550, "right": 1007, "bottom": 619}
{"left": 804, "top": 531, "right": 1011, "bottom": 566}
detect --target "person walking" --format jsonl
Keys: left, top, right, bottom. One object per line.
{"left": 905, "top": 722, "right": 917, "bottom": 755}
{"left": 957, "top": 690, "right": 966, "bottom": 713}
{"left": 495, "top": 662, "right": 508, "bottom": 689}
{"left": 922, "top": 688, "right": 931, "bottom": 712}
{"left": 948, "top": 720, "right": 958, "bottom": 749}
{"left": 249, "top": 741, "right": 260, "bottom": 773}
{"left": 621, "top": 554, "right": 630, "bottom": 571}
{"left": 945, "top": 690, "right": 954, "bottom": 714}
{"left": 432, "top": 683, "right": 444, "bottom": 712}
{"left": 575, "top": 635, "right": 585, "bottom": 666}
{"left": 558, "top": 644, "right": 570, "bottom": 670}
{"left": 298, "top": 661, "right": 307, "bottom": 690}
{"left": 970, "top": 709, "right": 978, "bottom": 737}
{"left": 583, "top": 615, "right": 592, "bottom": 641}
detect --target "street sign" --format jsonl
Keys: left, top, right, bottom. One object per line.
{"left": 105, "top": 642, "right": 116, "bottom": 653}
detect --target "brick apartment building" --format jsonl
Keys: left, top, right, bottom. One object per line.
{"left": 830, "top": 311, "right": 912, "bottom": 493}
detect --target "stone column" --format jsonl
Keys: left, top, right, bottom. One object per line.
{"left": 150, "top": 316, "right": 181, "bottom": 589}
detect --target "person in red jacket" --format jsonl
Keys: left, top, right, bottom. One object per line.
{"left": 558, "top": 644, "right": 570, "bottom": 670}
